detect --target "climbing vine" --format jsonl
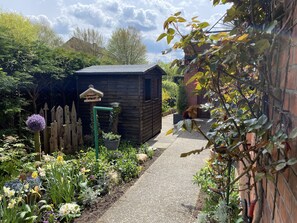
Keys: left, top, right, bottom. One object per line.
{"left": 159, "top": 0, "right": 297, "bottom": 222}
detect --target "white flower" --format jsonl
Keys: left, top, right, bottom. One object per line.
{"left": 3, "top": 186, "right": 15, "bottom": 198}
{"left": 17, "top": 196, "right": 22, "bottom": 203}
{"left": 43, "top": 154, "right": 54, "bottom": 162}
{"left": 24, "top": 183, "right": 29, "bottom": 190}
{"left": 59, "top": 203, "right": 80, "bottom": 216}
{"left": 37, "top": 167, "right": 46, "bottom": 177}
{"left": 0, "top": 195, "right": 2, "bottom": 201}
{"left": 7, "top": 199, "right": 16, "bottom": 209}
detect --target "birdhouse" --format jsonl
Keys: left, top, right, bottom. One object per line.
{"left": 79, "top": 85, "right": 104, "bottom": 103}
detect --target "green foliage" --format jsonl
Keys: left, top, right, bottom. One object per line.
{"left": 138, "top": 143, "right": 154, "bottom": 159}
{"left": 107, "top": 27, "right": 147, "bottom": 64}
{"left": 158, "top": 2, "right": 297, "bottom": 221}
{"left": 0, "top": 135, "right": 34, "bottom": 188}
{"left": 0, "top": 12, "right": 39, "bottom": 44}
{"left": 102, "top": 132, "right": 121, "bottom": 141}
{"left": 44, "top": 162, "right": 77, "bottom": 206}
{"left": 114, "top": 149, "right": 140, "bottom": 182}
{"left": 194, "top": 158, "right": 241, "bottom": 223}
{"left": 158, "top": 62, "right": 179, "bottom": 81}
{"left": 163, "top": 80, "right": 178, "bottom": 99}
{"left": 176, "top": 82, "right": 188, "bottom": 114}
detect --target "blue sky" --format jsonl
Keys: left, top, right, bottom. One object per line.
{"left": 0, "top": 0, "right": 231, "bottom": 62}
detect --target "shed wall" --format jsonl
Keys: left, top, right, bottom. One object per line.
{"left": 76, "top": 74, "right": 142, "bottom": 143}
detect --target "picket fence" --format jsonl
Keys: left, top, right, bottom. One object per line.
{"left": 39, "top": 102, "right": 83, "bottom": 154}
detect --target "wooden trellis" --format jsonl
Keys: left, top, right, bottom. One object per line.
{"left": 39, "top": 102, "right": 83, "bottom": 154}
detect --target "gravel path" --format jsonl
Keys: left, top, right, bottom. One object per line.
{"left": 97, "top": 115, "right": 210, "bottom": 223}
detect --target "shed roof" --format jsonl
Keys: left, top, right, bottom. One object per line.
{"left": 75, "top": 64, "right": 166, "bottom": 75}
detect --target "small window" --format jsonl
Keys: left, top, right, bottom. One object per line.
{"left": 145, "top": 79, "right": 151, "bottom": 101}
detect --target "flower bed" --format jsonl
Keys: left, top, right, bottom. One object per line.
{"left": 0, "top": 137, "right": 154, "bottom": 222}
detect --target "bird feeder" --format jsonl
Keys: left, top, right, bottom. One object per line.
{"left": 79, "top": 84, "right": 104, "bottom": 103}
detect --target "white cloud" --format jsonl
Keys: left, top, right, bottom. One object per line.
{"left": 0, "top": 0, "right": 231, "bottom": 63}
{"left": 28, "top": 14, "right": 53, "bottom": 27}
{"left": 53, "top": 16, "right": 72, "bottom": 34}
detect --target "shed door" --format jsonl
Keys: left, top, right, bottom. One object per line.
{"left": 152, "top": 78, "right": 161, "bottom": 136}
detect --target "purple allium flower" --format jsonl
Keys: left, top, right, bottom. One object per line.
{"left": 26, "top": 114, "right": 46, "bottom": 132}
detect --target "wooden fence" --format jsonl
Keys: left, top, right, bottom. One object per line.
{"left": 39, "top": 102, "right": 83, "bottom": 154}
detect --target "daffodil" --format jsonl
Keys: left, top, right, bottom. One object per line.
{"left": 30, "top": 186, "right": 41, "bottom": 198}
{"left": 3, "top": 186, "right": 15, "bottom": 198}
{"left": 31, "top": 171, "right": 38, "bottom": 179}
{"left": 7, "top": 199, "right": 16, "bottom": 209}
{"left": 56, "top": 155, "right": 64, "bottom": 163}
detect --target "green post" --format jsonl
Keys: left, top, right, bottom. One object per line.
{"left": 93, "top": 106, "right": 113, "bottom": 161}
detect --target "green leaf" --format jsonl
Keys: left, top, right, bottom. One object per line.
{"left": 167, "top": 28, "right": 175, "bottom": 35}
{"left": 157, "top": 33, "right": 167, "bottom": 42}
{"left": 244, "top": 118, "right": 257, "bottom": 126}
{"left": 289, "top": 128, "right": 297, "bottom": 139}
{"left": 255, "top": 39, "right": 270, "bottom": 54}
{"left": 255, "top": 172, "right": 265, "bottom": 182}
{"left": 174, "top": 11, "right": 182, "bottom": 16}
{"left": 265, "top": 20, "right": 278, "bottom": 34}
{"left": 287, "top": 158, "right": 297, "bottom": 166}
{"left": 213, "top": 0, "right": 220, "bottom": 6}
{"left": 177, "top": 17, "right": 186, "bottom": 22}
{"left": 167, "top": 35, "right": 174, "bottom": 44}
{"left": 275, "top": 162, "right": 287, "bottom": 171}
{"left": 258, "top": 114, "right": 268, "bottom": 125}
{"left": 199, "top": 22, "right": 210, "bottom": 29}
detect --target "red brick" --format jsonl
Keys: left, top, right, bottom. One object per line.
{"left": 282, "top": 178, "right": 294, "bottom": 214}
{"left": 287, "top": 67, "right": 297, "bottom": 90}
{"left": 274, "top": 208, "right": 282, "bottom": 223}
{"left": 288, "top": 170, "right": 297, "bottom": 198}
{"left": 290, "top": 196, "right": 297, "bottom": 222}
{"left": 290, "top": 93, "right": 297, "bottom": 116}
{"left": 283, "top": 93, "right": 291, "bottom": 110}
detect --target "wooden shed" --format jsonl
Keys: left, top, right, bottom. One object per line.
{"left": 75, "top": 64, "right": 165, "bottom": 143}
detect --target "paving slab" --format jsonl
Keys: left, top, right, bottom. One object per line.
{"left": 97, "top": 114, "right": 210, "bottom": 223}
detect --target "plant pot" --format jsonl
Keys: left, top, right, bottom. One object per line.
{"left": 173, "top": 113, "right": 183, "bottom": 124}
{"left": 104, "top": 139, "right": 120, "bottom": 150}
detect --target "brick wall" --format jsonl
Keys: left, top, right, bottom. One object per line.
{"left": 260, "top": 2, "right": 297, "bottom": 222}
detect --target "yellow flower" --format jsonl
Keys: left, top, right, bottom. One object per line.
{"left": 80, "top": 167, "right": 90, "bottom": 174}
{"left": 17, "top": 196, "right": 22, "bottom": 203}
{"left": 30, "top": 186, "right": 41, "bottom": 198}
{"left": 8, "top": 199, "right": 16, "bottom": 209}
{"left": 3, "top": 186, "right": 15, "bottom": 198}
{"left": 31, "top": 171, "right": 38, "bottom": 179}
{"left": 56, "top": 155, "right": 64, "bottom": 162}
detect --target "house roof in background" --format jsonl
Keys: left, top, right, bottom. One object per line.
{"left": 75, "top": 64, "right": 166, "bottom": 75}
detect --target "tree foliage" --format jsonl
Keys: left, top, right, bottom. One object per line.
{"left": 72, "top": 27, "right": 104, "bottom": 48}
{"left": 0, "top": 12, "right": 39, "bottom": 44}
{"left": 0, "top": 13, "right": 100, "bottom": 131}
{"left": 35, "top": 22, "right": 63, "bottom": 47}
{"left": 107, "top": 27, "right": 147, "bottom": 64}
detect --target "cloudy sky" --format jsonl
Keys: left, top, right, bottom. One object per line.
{"left": 0, "top": 0, "right": 231, "bottom": 62}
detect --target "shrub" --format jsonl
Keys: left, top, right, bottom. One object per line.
{"left": 115, "top": 150, "right": 140, "bottom": 182}
{"left": 162, "top": 80, "right": 178, "bottom": 98}
{"left": 176, "top": 82, "right": 188, "bottom": 114}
